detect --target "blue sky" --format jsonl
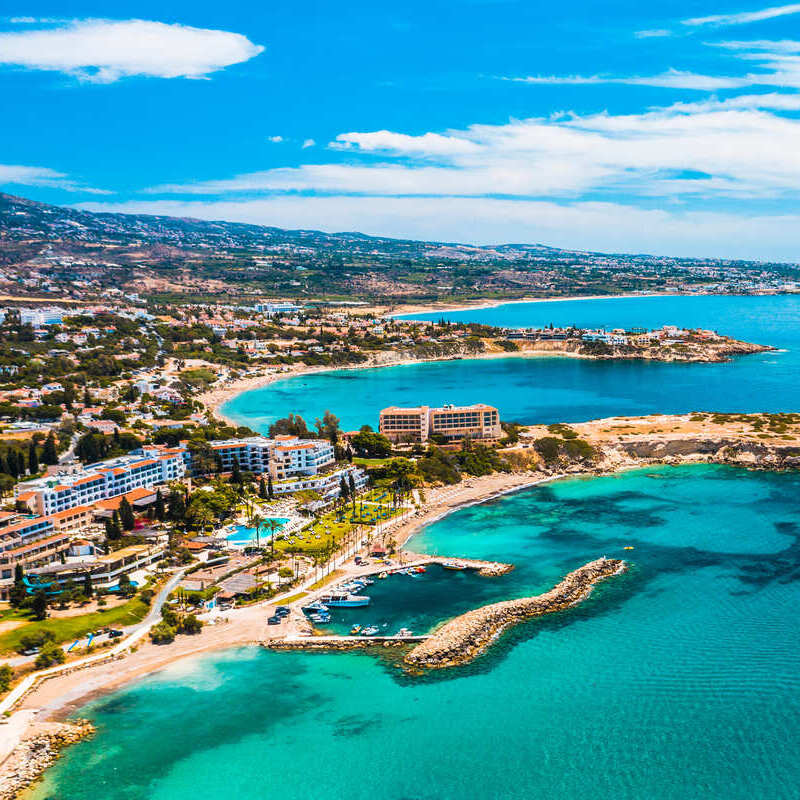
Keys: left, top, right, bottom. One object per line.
{"left": 2, "top": 1, "right": 800, "bottom": 260}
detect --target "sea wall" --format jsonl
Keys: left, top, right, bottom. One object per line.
{"left": 404, "top": 557, "right": 625, "bottom": 670}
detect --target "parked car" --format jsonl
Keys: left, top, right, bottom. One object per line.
{"left": 267, "top": 615, "right": 281, "bottom": 625}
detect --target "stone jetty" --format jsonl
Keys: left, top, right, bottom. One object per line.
{"left": 404, "top": 557, "right": 626, "bottom": 670}
{"left": 0, "top": 719, "right": 94, "bottom": 800}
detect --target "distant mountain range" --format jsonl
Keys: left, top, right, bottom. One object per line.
{"left": 1, "top": 191, "right": 797, "bottom": 302}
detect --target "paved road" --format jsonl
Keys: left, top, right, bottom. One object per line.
{"left": 1, "top": 569, "right": 187, "bottom": 668}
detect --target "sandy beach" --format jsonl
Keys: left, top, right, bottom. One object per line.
{"left": 8, "top": 470, "right": 555, "bottom": 721}
{"left": 384, "top": 291, "right": 682, "bottom": 318}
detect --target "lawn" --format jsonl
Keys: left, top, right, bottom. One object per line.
{"left": 0, "top": 597, "right": 150, "bottom": 654}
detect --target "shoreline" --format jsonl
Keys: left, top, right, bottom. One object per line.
{"left": 6, "top": 471, "right": 568, "bottom": 722}
{"left": 200, "top": 349, "right": 593, "bottom": 427}
{"left": 387, "top": 291, "right": 684, "bottom": 318}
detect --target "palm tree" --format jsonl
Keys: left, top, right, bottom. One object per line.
{"left": 264, "top": 518, "right": 281, "bottom": 559}
{"left": 247, "top": 512, "right": 263, "bottom": 549}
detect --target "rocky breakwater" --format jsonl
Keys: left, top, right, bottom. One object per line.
{"left": 0, "top": 719, "right": 94, "bottom": 800}
{"left": 404, "top": 557, "right": 626, "bottom": 670}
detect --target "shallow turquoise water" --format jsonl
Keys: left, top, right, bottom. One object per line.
{"left": 223, "top": 294, "right": 800, "bottom": 431}
{"left": 31, "top": 465, "right": 800, "bottom": 799}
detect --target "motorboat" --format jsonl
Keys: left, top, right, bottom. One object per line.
{"left": 302, "top": 601, "right": 329, "bottom": 613}
{"left": 350, "top": 625, "right": 362, "bottom": 635}
{"left": 395, "top": 628, "right": 413, "bottom": 638}
{"left": 319, "top": 593, "right": 371, "bottom": 608}
{"left": 442, "top": 561, "right": 467, "bottom": 570}
{"left": 361, "top": 626, "right": 379, "bottom": 636}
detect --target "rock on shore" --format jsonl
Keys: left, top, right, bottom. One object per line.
{"left": 404, "top": 557, "right": 625, "bottom": 670}
{"left": 0, "top": 719, "right": 94, "bottom": 800}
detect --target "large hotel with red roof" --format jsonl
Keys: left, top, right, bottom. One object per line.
{"left": 0, "top": 436, "right": 365, "bottom": 599}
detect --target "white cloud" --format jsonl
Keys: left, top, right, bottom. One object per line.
{"left": 76, "top": 195, "right": 800, "bottom": 261}
{"left": 510, "top": 69, "right": 750, "bottom": 90}
{"left": 331, "top": 130, "right": 482, "bottom": 156}
{"left": 0, "top": 163, "right": 109, "bottom": 193}
{"left": 0, "top": 18, "right": 264, "bottom": 82}
{"left": 301, "top": 139, "right": 316, "bottom": 149}
{"left": 145, "top": 100, "right": 800, "bottom": 201}
{"left": 635, "top": 29, "right": 672, "bottom": 38}
{"left": 683, "top": 3, "right": 800, "bottom": 27}
{"left": 267, "top": 135, "right": 284, "bottom": 143}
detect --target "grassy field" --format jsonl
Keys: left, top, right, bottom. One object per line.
{"left": 0, "top": 597, "right": 150, "bottom": 654}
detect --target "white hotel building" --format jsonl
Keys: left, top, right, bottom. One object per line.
{"left": 15, "top": 445, "right": 188, "bottom": 517}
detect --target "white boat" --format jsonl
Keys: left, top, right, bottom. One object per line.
{"left": 319, "top": 593, "right": 371, "bottom": 608}
{"left": 395, "top": 628, "right": 413, "bottom": 638}
{"left": 361, "top": 626, "right": 379, "bottom": 636}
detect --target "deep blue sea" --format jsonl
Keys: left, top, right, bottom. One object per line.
{"left": 31, "top": 465, "right": 800, "bottom": 799}
{"left": 222, "top": 294, "right": 800, "bottom": 431}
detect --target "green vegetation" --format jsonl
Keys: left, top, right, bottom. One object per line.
{"left": 0, "top": 596, "right": 150, "bottom": 654}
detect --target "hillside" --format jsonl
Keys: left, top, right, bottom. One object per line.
{"left": 1, "top": 192, "right": 798, "bottom": 303}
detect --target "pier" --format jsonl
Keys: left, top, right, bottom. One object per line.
{"left": 404, "top": 557, "right": 626, "bottom": 670}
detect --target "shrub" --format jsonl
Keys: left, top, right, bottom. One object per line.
{"left": 149, "top": 621, "right": 177, "bottom": 644}
{"left": 34, "top": 642, "right": 66, "bottom": 669}
{"left": 0, "top": 664, "right": 13, "bottom": 693}
{"left": 178, "top": 614, "right": 203, "bottom": 635}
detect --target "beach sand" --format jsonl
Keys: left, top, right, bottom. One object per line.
{"left": 11, "top": 471, "right": 553, "bottom": 720}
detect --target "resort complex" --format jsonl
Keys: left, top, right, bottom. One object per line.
{"left": 379, "top": 403, "right": 502, "bottom": 444}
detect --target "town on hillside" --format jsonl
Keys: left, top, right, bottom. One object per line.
{"left": 0, "top": 292, "right": 775, "bottom": 683}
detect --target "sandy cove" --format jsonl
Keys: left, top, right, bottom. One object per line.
{"left": 199, "top": 349, "right": 591, "bottom": 426}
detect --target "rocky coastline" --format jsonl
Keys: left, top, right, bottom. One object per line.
{"left": 0, "top": 719, "right": 94, "bottom": 800}
{"left": 404, "top": 558, "right": 626, "bottom": 670}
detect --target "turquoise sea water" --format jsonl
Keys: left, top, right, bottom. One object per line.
{"left": 31, "top": 465, "right": 800, "bottom": 799}
{"left": 222, "top": 294, "right": 800, "bottom": 431}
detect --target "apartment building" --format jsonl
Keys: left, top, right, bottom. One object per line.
{"left": 15, "top": 445, "right": 187, "bottom": 517}
{"left": 380, "top": 403, "right": 502, "bottom": 444}
{"left": 208, "top": 436, "right": 335, "bottom": 479}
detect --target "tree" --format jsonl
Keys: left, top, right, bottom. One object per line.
{"left": 16, "top": 450, "right": 26, "bottom": 478}
{"left": 149, "top": 621, "right": 176, "bottom": 644}
{"left": 168, "top": 489, "right": 186, "bottom": 521}
{"left": 268, "top": 413, "right": 311, "bottom": 438}
{"left": 83, "top": 572, "right": 93, "bottom": 598}
{"left": 231, "top": 457, "right": 242, "bottom": 485}
{"left": 0, "top": 663, "right": 13, "bottom": 694}
{"left": 42, "top": 432, "right": 58, "bottom": 465}
{"left": 105, "top": 517, "right": 122, "bottom": 541}
{"left": 339, "top": 475, "right": 349, "bottom": 503}
{"left": 348, "top": 473, "right": 356, "bottom": 498}
{"left": 258, "top": 477, "right": 267, "bottom": 499}
{"left": 315, "top": 410, "right": 341, "bottom": 444}
{"left": 267, "top": 475, "right": 274, "bottom": 500}
{"left": 31, "top": 589, "right": 48, "bottom": 621}
{"left": 35, "top": 642, "right": 65, "bottom": 669}
{"left": 119, "top": 497, "right": 135, "bottom": 531}
{"left": 350, "top": 428, "right": 393, "bottom": 458}
{"left": 28, "top": 440, "right": 39, "bottom": 474}
{"left": 117, "top": 573, "right": 134, "bottom": 597}
{"left": 178, "top": 613, "right": 203, "bottom": 634}
{"left": 155, "top": 489, "right": 166, "bottom": 522}
{"left": 8, "top": 564, "right": 26, "bottom": 608}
